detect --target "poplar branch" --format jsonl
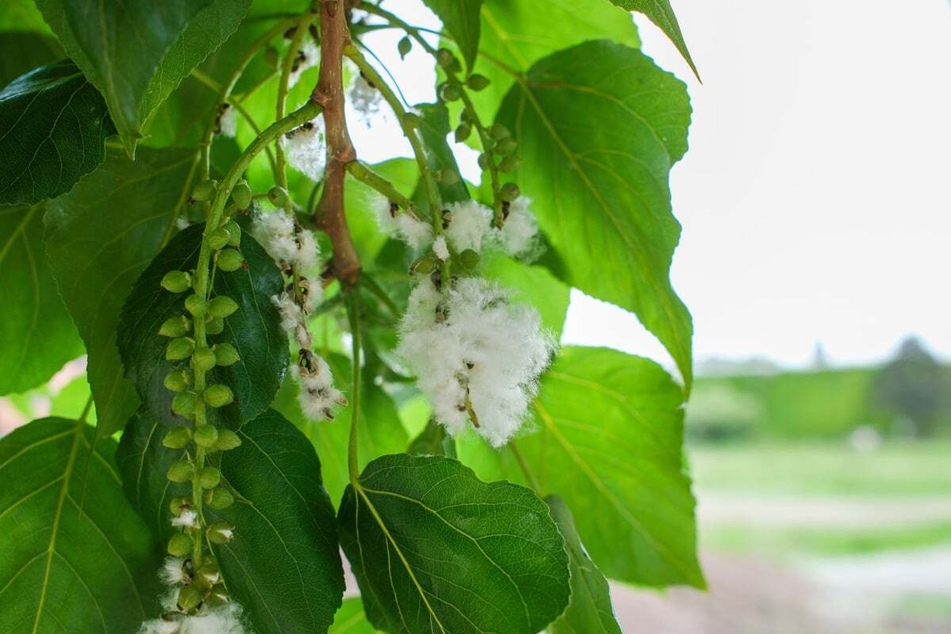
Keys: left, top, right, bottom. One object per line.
{"left": 312, "top": 0, "right": 361, "bottom": 287}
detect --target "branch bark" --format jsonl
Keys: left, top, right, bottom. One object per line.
{"left": 312, "top": 0, "right": 360, "bottom": 287}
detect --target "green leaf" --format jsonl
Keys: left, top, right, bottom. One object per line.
{"left": 0, "top": 204, "right": 83, "bottom": 395}
{"left": 117, "top": 223, "right": 288, "bottom": 430}
{"left": 117, "top": 408, "right": 345, "bottom": 634}
{"left": 416, "top": 101, "right": 470, "bottom": 207}
{"left": 0, "top": 61, "right": 115, "bottom": 205}
{"left": 610, "top": 0, "right": 699, "bottom": 80}
{"left": 545, "top": 495, "right": 622, "bottom": 634}
{"left": 0, "top": 0, "right": 53, "bottom": 35}
{"left": 470, "top": 0, "right": 640, "bottom": 117}
{"left": 521, "top": 347, "right": 703, "bottom": 587}
{"left": 338, "top": 453, "right": 570, "bottom": 634}
{"left": 0, "top": 417, "right": 161, "bottom": 632}
{"left": 0, "top": 32, "right": 62, "bottom": 87}
{"left": 273, "top": 353, "right": 408, "bottom": 505}
{"left": 44, "top": 148, "right": 201, "bottom": 436}
{"left": 423, "top": 0, "right": 483, "bottom": 71}
{"left": 34, "top": 0, "right": 249, "bottom": 151}
{"left": 330, "top": 598, "right": 380, "bottom": 633}
{"left": 496, "top": 41, "right": 694, "bottom": 388}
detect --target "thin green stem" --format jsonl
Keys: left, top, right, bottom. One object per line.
{"left": 344, "top": 45, "right": 441, "bottom": 227}
{"left": 510, "top": 442, "right": 542, "bottom": 493}
{"left": 345, "top": 289, "right": 362, "bottom": 485}
{"left": 275, "top": 13, "right": 318, "bottom": 210}
{"left": 346, "top": 161, "right": 413, "bottom": 209}
{"left": 78, "top": 396, "right": 94, "bottom": 424}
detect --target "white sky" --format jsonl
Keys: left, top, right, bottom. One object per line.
{"left": 358, "top": 1, "right": 951, "bottom": 371}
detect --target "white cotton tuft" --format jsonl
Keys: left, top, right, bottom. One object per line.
{"left": 494, "top": 197, "right": 539, "bottom": 258}
{"left": 170, "top": 510, "right": 198, "bottom": 529}
{"left": 347, "top": 74, "right": 382, "bottom": 124}
{"left": 371, "top": 195, "right": 432, "bottom": 251}
{"left": 433, "top": 236, "right": 450, "bottom": 261}
{"left": 271, "top": 293, "right": 304, "bottom": 333}
{"left": 252, "top": 210, "right": 320, "bottom": 272}
{"left": 138, "top": 602, "right": 248, "bottom": 634}
{"left": 292, "top": 358, "right": 347, "bottom": 421}
{"left": 159, "top": 558, "right": 187, "bottom": 587}
{"left": 281, "top": 119, "right": 326, "bottom": 182}
{"left": 289, "top": 39, "right": 320, "bottom": 88}
{"left": 396, "top": 277, "right": 554, "bottom": 447}
{"left": 444, "top": 201, "right": 493, "bottom": 253}
{"left": 218, "top": 104, "right": 237, "bottom": 138}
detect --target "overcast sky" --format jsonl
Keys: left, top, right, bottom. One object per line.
{"left": 362, "top": 1, "right": 951, "bottom": 372}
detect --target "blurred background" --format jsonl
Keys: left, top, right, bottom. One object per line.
{"left": 2, "top": 0, "right": 949, "bottom": 632}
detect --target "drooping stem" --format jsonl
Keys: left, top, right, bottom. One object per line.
{"left": 345, "top": 289, "right": 362, "bottom": 485}
{"left": 312, "top": 0, "right": 360, "bottom": 287}
{"left": 346, "top": 161, "right": 413, "bottom": 210}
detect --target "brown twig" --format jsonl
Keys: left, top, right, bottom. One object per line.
{"left": 312, "top": 0, "right": 360, "bottom": 287}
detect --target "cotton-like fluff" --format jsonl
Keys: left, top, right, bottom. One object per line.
{"left": 218, "top": 104, "right": 237, "bottom": 138}
{"left": 159, "top": 557, "right": 187, "bottom": 586}
{"left": 252, "top": 210, "right": 320, "bottom": 272}
{"left": 433, "top": 236, "right": 450, "bottom": 260}
{"left": 293, "top": 356, "right": 347, "bottom": 420}
{"left": 372, "top": 196, "right": 432, "bottom": 251}
{"left": 170, "top": 510, "right": 198, "bottom": 529}
{"left": 494, "top": 196, "right": 539, "bottom": 258}
{"left": 289, "top": 39, "right": 320, "bottom": 88}
{"left": 138, "top": 603, "right": 247, "bottom": 634}
{"left": 347, "top": 74, "right": 381, "bottom": 124}
{"left": 397, "top": 277, "right": 554, "bottom": 446}
{"left": 444, "top": 200, "right": 493, "bottom": 253}
{"left": 281, "top": 119, "right": 326, "bottom": 182}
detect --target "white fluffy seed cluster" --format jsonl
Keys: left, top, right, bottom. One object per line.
{"left": 252, "top": 211, "right": 344, "bottom": 421}
{"left": 218, "top": 104, "right": 238, "bottom": 139}
{"left": 396, "top": 277, "right": 554, "bottom": 447}
{"left": 371, "top": 195, "right": 539, "bottom": 259}
{"left": 289, "top": 39, "right": 320, "bottom": 88}
{"left": 372, "top": 197, "right": 432, "bottom": 251}
{"left": 347, "top": 74, "right": 382, "bottom": 124}
{"left": 281, "top": 120, "right": 326, "bottom": 182}
{"left": 138, "top": 558, "right": 247, "bottom": 634}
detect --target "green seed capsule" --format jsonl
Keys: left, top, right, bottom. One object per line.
{"left": 410, "top": 257, "right": 436, "bottom": 275}
{"left": 499, "top": 182, "right": 521, "bottom": 202}
{"left": 172, "top": 391, "right": 197, "bottom": 418}
{"left": 166, "top": 337, "right": 196, "bottom": 361}
{"left": 207, "top": 227, "right": 230, "bottom": 251}
{"left": 169, "top": 497, "right": 190, "bottom": 516}
{"left": 267, "top": 186, "right": 289, "bottom": 208}
{"left": 477, "top": 153, "right": 491, "bottom": 170}
{"left": 158, "top": 315, "right": 191, "bottom": 338}
{"left": 177, "top": 584, "right": 204, "bottom": 612}
{"left": 167, "top": 460, "right": 194, "bottom": 483}
{"left": 231, "top": 181, "right": 252, "bottom": 210}
{"left": 489, "top": 123, "right": 511, "bottom": 140}
{"left": 162, "top": 427, "right": 192, "bottom": 449}
{"left": 193, "top": 424, "right": 219, "bottom": 449}
{"left": 206, "top": 487, "right": 235, "bottom": 510}
{"left": 454, "top": 123, "right": 472, "bottom": 143}
{"left": 167, "top": 533, "right": 194, "bottom": 557}
{"left": 206, "top": 316, "right": 225, "bottom": 336}
{"left": 163, "top": 369, "right": 190, "bottom": 393}
{"left": 438, "top": 169, "right": 460, "bottom": 186}
{"left": 161, "top": 270, "right": 191, "bottom": 293}
{"left": 213, "top": 343, "right": 240, "bottom": 367}
{"left": 184, "top": 294, "right": 207, "bottom": 318}
{"left": 207, "top": 522, "right": 235, "bottom": 544}
{"left": 458, "top": 248, "right": 481, "bottom": 271}
{"left": 192, "top": 347, "right": 216, "bottom": 372}
{"left": 191, "top": 180, "right": 218, "bottom": 202}
{"left": 208, "top": 295, "right": 238, "bottom": 319}
{"left": 436, "top": 48, "right": 458, "bottom": 70}
{"left": 204, "top": 384, "right": 235, "bottom": 408}
{"left": 401, "top": 112, "right": 421, "bottom": 130}
{"left": 223, "top": 220, "right": 241, "bottom": 247}
{"left": 494, "top": 137, "right": 518, "bottom": 156}
{"left": 498, "top": 155, "right": 521, "bottom": 173}
{"left": 216, "top": 248, "right": 244, "bottom": 272}
{"left": 199, "top": 466, "right": 221, "bottom": 489}
{"left": 439, "top": 83, "right": 462, "bottom": 102}
{"left": 398, "top": 36, "right": 412, "bottom": 59}
{"left": 196, "top": 562, "right": 221, "bottom": 588}
{"left": 466, "top": 73, "right": 491, "bottom": 91}
{"left": 214, "top": 429, "right": 242, "bottom": 452}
